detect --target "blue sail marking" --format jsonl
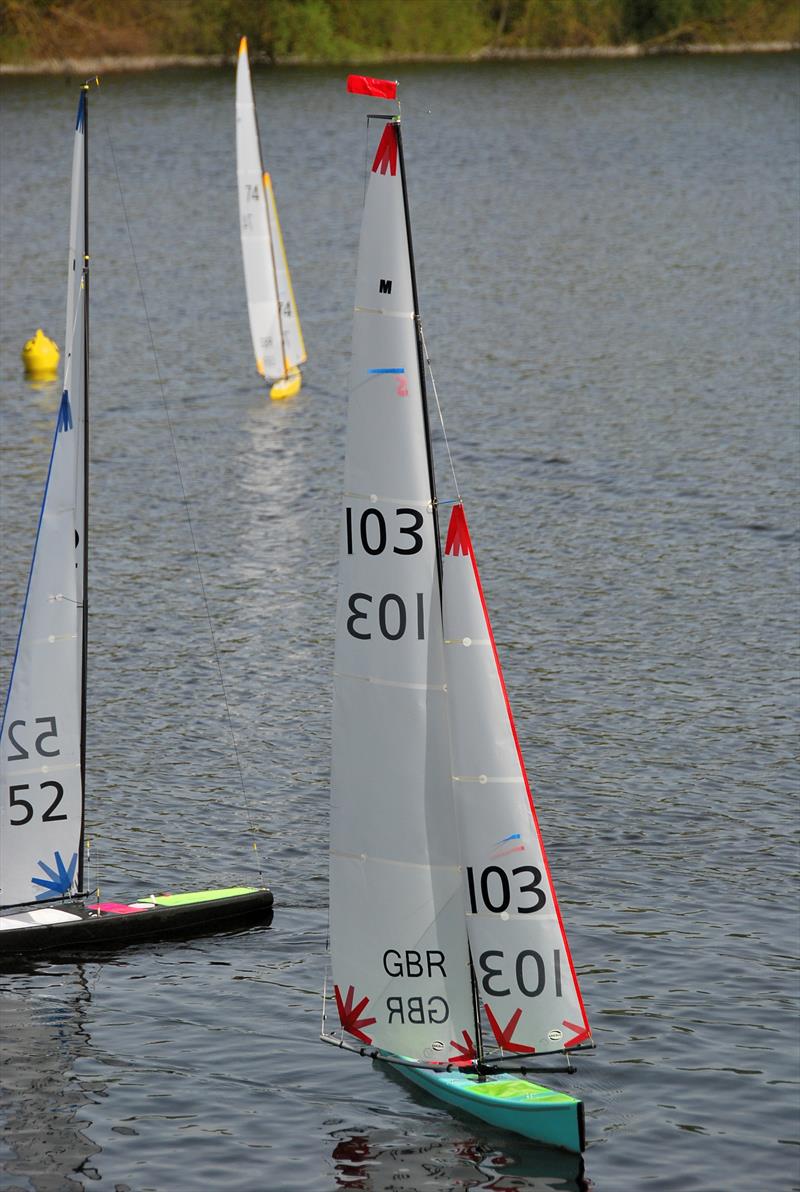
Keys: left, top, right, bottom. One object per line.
{"left": 32, "top": 851, "right": 78, "bottom": 899}
{"left": 368, "top": 368, "right": 405, "bottom": 374}
{"left": 57, "top": 389, "right": 73, "bottom": 433}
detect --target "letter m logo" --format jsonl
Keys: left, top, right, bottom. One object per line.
{"left": 379, "top": 278, "right": 392, "bottom": 295}
{"left": 372, "top": 123, "right": 398, "bottom": 176}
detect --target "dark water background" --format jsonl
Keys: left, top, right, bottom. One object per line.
{"left": 0, "top": 54, "right": 798, "bottom": 1191}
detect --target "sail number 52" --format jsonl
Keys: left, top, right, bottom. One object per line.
{"left": 6, "top": 716, "right": 61, "bottom": 761}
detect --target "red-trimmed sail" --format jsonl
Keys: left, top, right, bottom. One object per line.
{"left": 371, "top": 122, "right": 398, "bottom": 176}
{"left": 347, "top": 74, "right": 398, "bottom": 100}
{"left": 441, "top": 503, "right": 592, "bottom": 1057}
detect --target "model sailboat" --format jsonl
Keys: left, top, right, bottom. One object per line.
{"left": 322, "top": 76, "right": 593, "bottom": 1154}
{"left": 235, "top": 37, "right": 307, "bottom": 400}
{"left": 0, "top": 84, "right": 272, "bottom": 957}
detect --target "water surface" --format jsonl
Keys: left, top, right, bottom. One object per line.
{"left": 0, "top": 54, "right": 798, "bottom": 1191}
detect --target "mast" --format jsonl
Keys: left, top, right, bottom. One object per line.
{"left": 77, "top": 80, "right": 91, "bottom": 895}
{"left": 264, "top": 180, "right": 289, "bottom": 382}
{"left": 394, "top": 116, "right": 485, "bottom": 1065}
{"left": 395, "top": 121, "right": 442, "bottom": 587}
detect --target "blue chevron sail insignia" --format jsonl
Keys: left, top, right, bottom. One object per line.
{"left": 32, "top": 851, "right": 78, "bottom": 899}
{"left": 57, "top": 389, "right": 73, "bottom": 434}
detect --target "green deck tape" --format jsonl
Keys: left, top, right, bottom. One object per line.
{"left": 143, "top": 887, "right": 258, "bottom": 907}
{"left": 467, "top": 1079, "right": 576, "bottom": 1105}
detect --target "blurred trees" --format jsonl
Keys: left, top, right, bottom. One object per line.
{"left": 1, "top": 0, "right": 797, "bottom": 62}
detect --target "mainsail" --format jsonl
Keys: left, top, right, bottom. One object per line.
{"left": 0, "top": 92, "right": 88, "bottom": 910}
{"left": 235, "top": 37, "right": 305, "bottom": 382}
{"left": 442, "top": 504, "right": 592, "bottom": 1057}
{"left": 329, "top": 119, "right": 476, "bottom": 1063}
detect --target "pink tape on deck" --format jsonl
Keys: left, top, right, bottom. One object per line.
{"left": 88, "top": 902, "right": 151, "bottom": 915}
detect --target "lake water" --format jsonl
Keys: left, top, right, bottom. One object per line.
{"left": 0, "top": 53, "right": 798, "bottom": 1191}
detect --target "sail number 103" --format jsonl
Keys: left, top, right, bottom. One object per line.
{"left": 347, "top": 592, "right": 425, "bottom": 641}
{"left": 466, "top": 865, "right": 546, "bottom": 915}
{"left": 345, "top": 506, "right": 424, "bottom": 556}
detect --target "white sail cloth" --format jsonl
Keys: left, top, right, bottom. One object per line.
{"left": 235, "top": 40, "right": 305, "bottom": 381}
{"left": 330, "top": 121, "right": 475, "bottom": 1063}
{"left": 442, "top": 504, "right": 592, "bottom": 1055}
{"left": 0, "top": 94, "right": 87, "bottom": 909}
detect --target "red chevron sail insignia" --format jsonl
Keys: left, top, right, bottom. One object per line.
{"left": 371, "top": 122, "right": 398, "bottom": 176}
{"left": 444, "top": 503, "right": 471, "bottom": 557}
{"left": 347, "top": 74, "right": 398, "bottom": 100}
{"left": 334, "top": 983, "right": 377, "bottom": 1044}
{"left": 484, "top": 1004, "right": 535, "bottom": 1054}
{"left": 562, "top": 1019, "right": 591, "bottom": 1048}
{"left": 449, "top": 1029, "right": 478, "bottom": 1066}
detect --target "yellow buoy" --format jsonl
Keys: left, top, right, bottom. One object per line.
{"left": 22, "top": 329, "right": 59, "bottom": 378}
{"left": 270, "top": 364, "right": 302, "bottom": 401}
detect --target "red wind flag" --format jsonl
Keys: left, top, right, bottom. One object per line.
{"left": 346, "top": 74, "right": 398, "bottom": 100}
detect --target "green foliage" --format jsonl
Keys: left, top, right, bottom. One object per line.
{"left": 508, "top": 0, "right": 625, "bottom": 47}
{"left": 0, "top": 0, "right": 796, "bottom": 63}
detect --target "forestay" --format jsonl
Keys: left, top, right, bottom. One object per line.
{"left": 0, "top": 93, "right": 88, "bottom": 910}
{"left": 442, "top": 504, "right": 592, "bottom": 1056}
{"left": 235, "top": 39, "right": 305, "bottom": 381}
{"left": 330, "top": 120, "right": 475, "bottom": 1064}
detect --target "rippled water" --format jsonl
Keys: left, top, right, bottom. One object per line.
{"left": 1, "top": 54, "right": 798, "bottom": 1191}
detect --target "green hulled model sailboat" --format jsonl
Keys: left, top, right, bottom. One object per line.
{"left": 321, "top": 75, "right": 593, "bottom": 1153}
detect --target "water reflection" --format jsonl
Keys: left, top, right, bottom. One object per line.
{"left": 0, "top": 966, "right": 101, "bottom": 1187}
{"left": 329, "top": 1064, "right": 590, "bottom": 1192}
{"left": 330, "top": 1130, "right": 589, "bottom": 1191}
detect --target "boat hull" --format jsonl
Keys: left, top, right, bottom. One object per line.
{"left": 269, "top": 365, "right": 302, "bottom": 400}
{"left": 395, "top": 1063, "right": 585, "bottom": 1153}
{"left": 0, "top": 886, "right": 273, "bottom": 960}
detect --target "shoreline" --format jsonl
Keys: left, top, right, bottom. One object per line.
{"left": 1, "top": 40, "right": 797, "bottom": 76}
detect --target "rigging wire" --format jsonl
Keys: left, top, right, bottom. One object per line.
{"left": 103, "top": 125, "right": 264, "bottom": 885}
{"left": 418, "top": 321, "right": 461, "bottom": 504}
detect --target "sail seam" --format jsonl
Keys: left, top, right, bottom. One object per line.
{"left": 342, "top": 492, "right": 433, "bottom": 509}
{"left": 354, "top": 306, "right": 414, "bottom": 318}
{"left": 334, "top": 670, "right": 445, "bottom": 692}
{"left": 331, "top": 849, "right": 462, "bottom": 873}
{"left": 453, "top": 775, "right": 524, "bottom": 784}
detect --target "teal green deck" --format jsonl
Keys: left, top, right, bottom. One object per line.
{"left": 396, "top": 1063, "right": 585, "bottom": 1153}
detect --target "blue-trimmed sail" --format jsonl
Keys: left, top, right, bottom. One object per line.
{"left": 0, "top": 95, "right": 87, "bottom": 910}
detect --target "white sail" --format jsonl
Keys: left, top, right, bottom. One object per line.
{"left": 329, "top": 120, "right": 475, "bottom": 1064}
{"left": 442, "top": 504, "right": 592, "bottom": 1056}
{"left": 264, "top": 172, "right": 306, "bottom": 373}
{"left": 0, "top": 93, "right": 88, "bottom": 910}
{"left": 235, "top": 38, "right": 305, "bottom": 381}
